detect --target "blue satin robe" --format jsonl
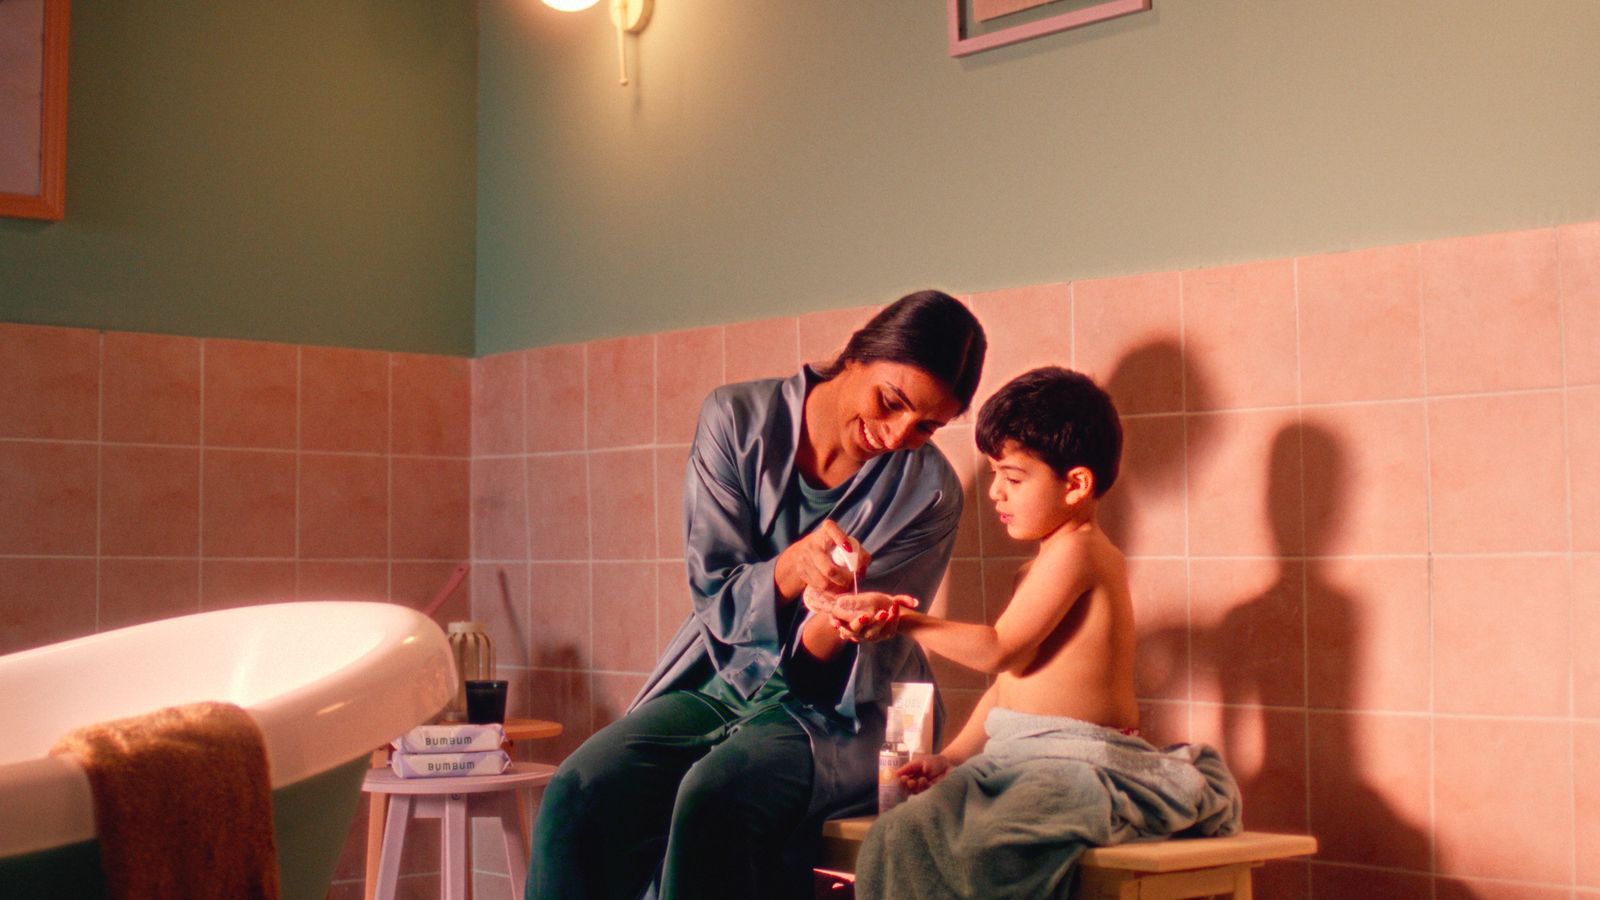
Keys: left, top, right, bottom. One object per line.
{"left": 632, "top": 366, "right": 963, "bottom": 820}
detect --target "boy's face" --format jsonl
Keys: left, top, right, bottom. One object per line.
{"left": 985, "top": 442, "right": 1077, "bottom": 541}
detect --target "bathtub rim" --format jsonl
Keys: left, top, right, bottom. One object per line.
{"left": 0, "top": 600, "right": 455, "bottom": 858}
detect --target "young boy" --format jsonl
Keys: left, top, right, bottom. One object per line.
{"left": 835, "top": 367, "right": 1241, "bottom": 900}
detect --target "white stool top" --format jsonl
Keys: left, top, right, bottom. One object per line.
{"left": 363, "top": 761, "right": 557, "bottom": 796}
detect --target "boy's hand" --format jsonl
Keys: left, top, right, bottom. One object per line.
{"left": 896, "top": 754, "right": 950, "bottom": 795}
{"left": 831, "top": 592, "right": 918, "bottom": 643}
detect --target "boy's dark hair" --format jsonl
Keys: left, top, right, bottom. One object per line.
{"left": 816, "top": 290, "right": 987, "bottom": 414}
{"left": 976, "top": 366, "right": 1123, "bottom": 496}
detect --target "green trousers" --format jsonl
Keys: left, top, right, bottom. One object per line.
{"left": 527, "top": 689, "right": 815, "bottom": 900}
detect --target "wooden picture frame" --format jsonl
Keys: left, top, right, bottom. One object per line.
{"left": 0, "top": 0, "right": 70, "bottom": 221}
{"left": 948, "top": 0, "right": 1148, "bottom": 58}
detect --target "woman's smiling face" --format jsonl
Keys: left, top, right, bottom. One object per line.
{"left": 836, "top": 361, "right": 961, "bottom": 462}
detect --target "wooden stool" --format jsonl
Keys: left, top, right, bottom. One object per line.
{"left": 819, "top": 816, "right": 1317, "bottom": 900}
{"left": 363, "top": 762, "right": 556, "bottom": 900}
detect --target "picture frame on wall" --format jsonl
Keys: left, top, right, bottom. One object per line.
{"left": 948, "top": 0, "right": 1149, "bottom": 58}
{"left": 1, "top": 0, "right": 70, "bottom": 221}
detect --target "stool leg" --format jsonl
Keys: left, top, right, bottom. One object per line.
{"left": 442, "top": 793, "right": 468, "bottom": 900}
{"left": 373, "top": 795, "right": 412, "bottom": 900}
{"left": 490, "top": 789, "right": 530, "bottom": 898}
{"left": 364, "top": 792, "right": 387, "bottom": 900}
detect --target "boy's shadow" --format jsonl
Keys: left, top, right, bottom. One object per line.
{"left": 1107, "top": 343, "right": 1434, "bottom": 896}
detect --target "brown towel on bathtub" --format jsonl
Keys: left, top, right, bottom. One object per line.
{"left": 49, "top": 701, "right": 280, "bottom": 900}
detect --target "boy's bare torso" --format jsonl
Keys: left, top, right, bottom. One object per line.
{"left": 995, "top": 526, "right": 1140, "bottom": 731}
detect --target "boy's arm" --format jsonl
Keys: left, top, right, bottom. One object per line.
{"left": 897, "top": 536, "right": 1094, "bottom": 674}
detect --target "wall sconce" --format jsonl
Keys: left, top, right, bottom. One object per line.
{"left": 542, "top": 0, "right": 653, "bottom": 86}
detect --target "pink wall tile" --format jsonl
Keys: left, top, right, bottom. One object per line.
{"left": 202, "top": 339, "right": 297, "bottom": 449}
{"left": 965, "top": 283, "right": 1071, "bottom": 410}
{"left": 99, "top": 445, "right": 200, "bottom": 557}
{"left": 655, "top": 326, "right": 724, "bottom": 445}
{"left": 1128, "top": 557, "right": 1188, "bottom": 701}
{"left": 99, "top": 558, "right": 199, "bottom": 631}
{"left": 1562, "top": 221, "right": 1600, "bottom": 386}
{"left": 657, "top": 560, "right": 690, "bottom": 657}
{"left": 526, "top": 668, "right": 594, "bottom": 762}
{"left": 1434, "top": 555, "right": 1569, "bottom": 717}
{"left": 1100, "top": 414, "right": 1187, "bottom": 558}
{"left": 1192, "top": 703, "right": 1308, "bottom": 833}
{"left": 201, "top": 449, "right": 296, "bottom": 558}
{"left": 0, "top": 558, "right": 97, "bottom": 655}
{"left": 591, "top": 561, "right": 660, "bottom": 673}
{"left": 655, "top": 444, "right": 689, "bottom": 562}
{"left": 391, "top": 562, "right": 471, "bottom": 622}
{"left": 1437, "top": 879, "right": 1572, "bottom": 900}
{"left": 525, "top": 344, "right": 586, "bottom": 453}
{"left": 588, "top": 449, "right": 657, "bottom": 561}
{"left": 529, "top": 562, "right": 592, "bottom": 670}
{"left": 299, "top": 453, "right": 388, "bottom": 559}
{"left": 472, "top": 350, "right": 525, "bottom": 456}
{"left": 1189, "top": 558, "right": 1306, "bottom": 708}
{"left": 1301, "top": 402, "right": 1428, "bottom": 556}
{"left": 470, "top": 457, "right": 528, "bottom": 562}
{"left": 1297, "top": 244, "right": 1424, "bottom": 404}
{"left": 1421, "top": 228, "right": 1562, "bottom": 395}
{"left": 928, "top": 559, "right": 986, "bottom": 691}
{"left": 725, "top": 317, "right": 799, "bottom": 384}
{"left": 1071, "top": 272, "right": 1183, "bottom": 414}
{"left": 1578, "top": 721, "right": 1600, "bottom": 888}
{"left": 1570, "top": 385, "right": 1600, "bottom": 551}
{"left": 591, "top": 672, "right": 647, "bottom": 732}
{"left": 472, "top": 562, "right": 530, "bottom": 669}
{"left": 301, "top": 346, "right": 389, "bottom": 453}
{"left": 295, "top": 561, "right": 387, "bottom": 602}
{"left": 1181, "top": 259, "right": 1298, "bottom": 411}
{"left": 391, "top": 353, "right": 470, "bottom": 457}
{"left": 1434, "top": 717, "right": 1572, "bottom": 883}
{"left": 930, "top": 424, "right": 980, "bottom": 559}
{"left": 527, "top": 454, "right": 590, "bottom": 561}
{"left": 0, "top": 440, "right": 97, "bottom": 555}
{"left": 1575, "top": 555, "right": 1600, "bottom": 720}
{"left": 101, "top": 331, "right": 201, "bottom": 445}
{"left": 1307, "top": 557, "right": 1430, "bottom": 712}
{"left": 586, "top": 335, "right": 654, "bottom": 450}
{"left": 1307, "top": 711, "right": 1432, "bottom": 870}
{"left": 391, "top": 457, "right": 469, "bottom": 560}
{"left": 0, "top": 323, "right": 98, "bottom": 440}
{"left": 1428, "top": 392, "right": 1567, "bottom": 554}
{"left": 200, "top": 560, "right": 297, "bottom": 610}
{"left": 1185, "top": 409, "right": 1304, "bottom": 558}
{"left": 797, "top": 305, "right": 875, "bottom": 367}
{"left": 1311, "top": 866, "right": 1432, "bottom": 900}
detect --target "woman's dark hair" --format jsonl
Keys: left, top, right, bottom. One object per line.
{"left": 815, "top": 290, "right": 987, "bottom": 414}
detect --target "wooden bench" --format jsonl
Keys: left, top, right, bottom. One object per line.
{"left": 819, "top": 815, "right": 1317, "bottom": 899}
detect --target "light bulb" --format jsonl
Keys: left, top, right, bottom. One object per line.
{"left": 542, "top": 0, "right": 599, "bottom": 11}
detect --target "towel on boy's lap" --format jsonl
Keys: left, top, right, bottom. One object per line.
{"left": 855, "top": 707, "right": 1242, "bottom": 900}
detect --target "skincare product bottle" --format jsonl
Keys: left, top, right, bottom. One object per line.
{"left": 878, "top": 709, "right": 910, "bottom": 814}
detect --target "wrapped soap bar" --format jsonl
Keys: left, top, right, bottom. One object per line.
{"left": 391, "top": 723, "right": 506, "bottom": 754}
{"left": 390, "top": 749, "right": 512, "bottom": 779}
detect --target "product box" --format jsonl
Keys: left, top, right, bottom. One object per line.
{"left": 391, "top": 723, "right": 506, "bottom": 755}
{"left": 890, "top": 682, "right": 935, "bottom": 756}
{"left": 390, "top": 749, "right": 512, "bottom": 779}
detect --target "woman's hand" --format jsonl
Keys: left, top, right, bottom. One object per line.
{"left": 775, "top": 520, "right": 871, "bottom": 601}
{"left": 831, "top": 592, "right": 918, "bottom": 642}
{"left": 896, "top": 754, "right": 950, "bottom": 795}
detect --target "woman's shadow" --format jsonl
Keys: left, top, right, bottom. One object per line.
{"left": 1109, "top": 343, "right": 1434, "bottom": 896}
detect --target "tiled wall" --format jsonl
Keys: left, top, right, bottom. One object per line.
{"left": 472, "top": 221, "right": 1600, "bottom": 898}
{"left": 0, "top": 324, "right": 473, "bottom": 898}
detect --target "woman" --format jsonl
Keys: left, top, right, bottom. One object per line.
{"left": 528, "top": 290, "right": 986, "bottom": 900}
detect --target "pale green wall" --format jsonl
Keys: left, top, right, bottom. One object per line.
{"left": 0, "top": 1, "right": 477, "bottom": 356}
{"left": 476, "top": 0, "right": 1600, "bottom": 354}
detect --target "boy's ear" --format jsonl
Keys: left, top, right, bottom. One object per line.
{"left": 1062, "top": 466, "right": 1095, "bottom": 504}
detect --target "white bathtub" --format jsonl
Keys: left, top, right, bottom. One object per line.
{"left": 0, "top": 601, "right": 456, "bottom": 899}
